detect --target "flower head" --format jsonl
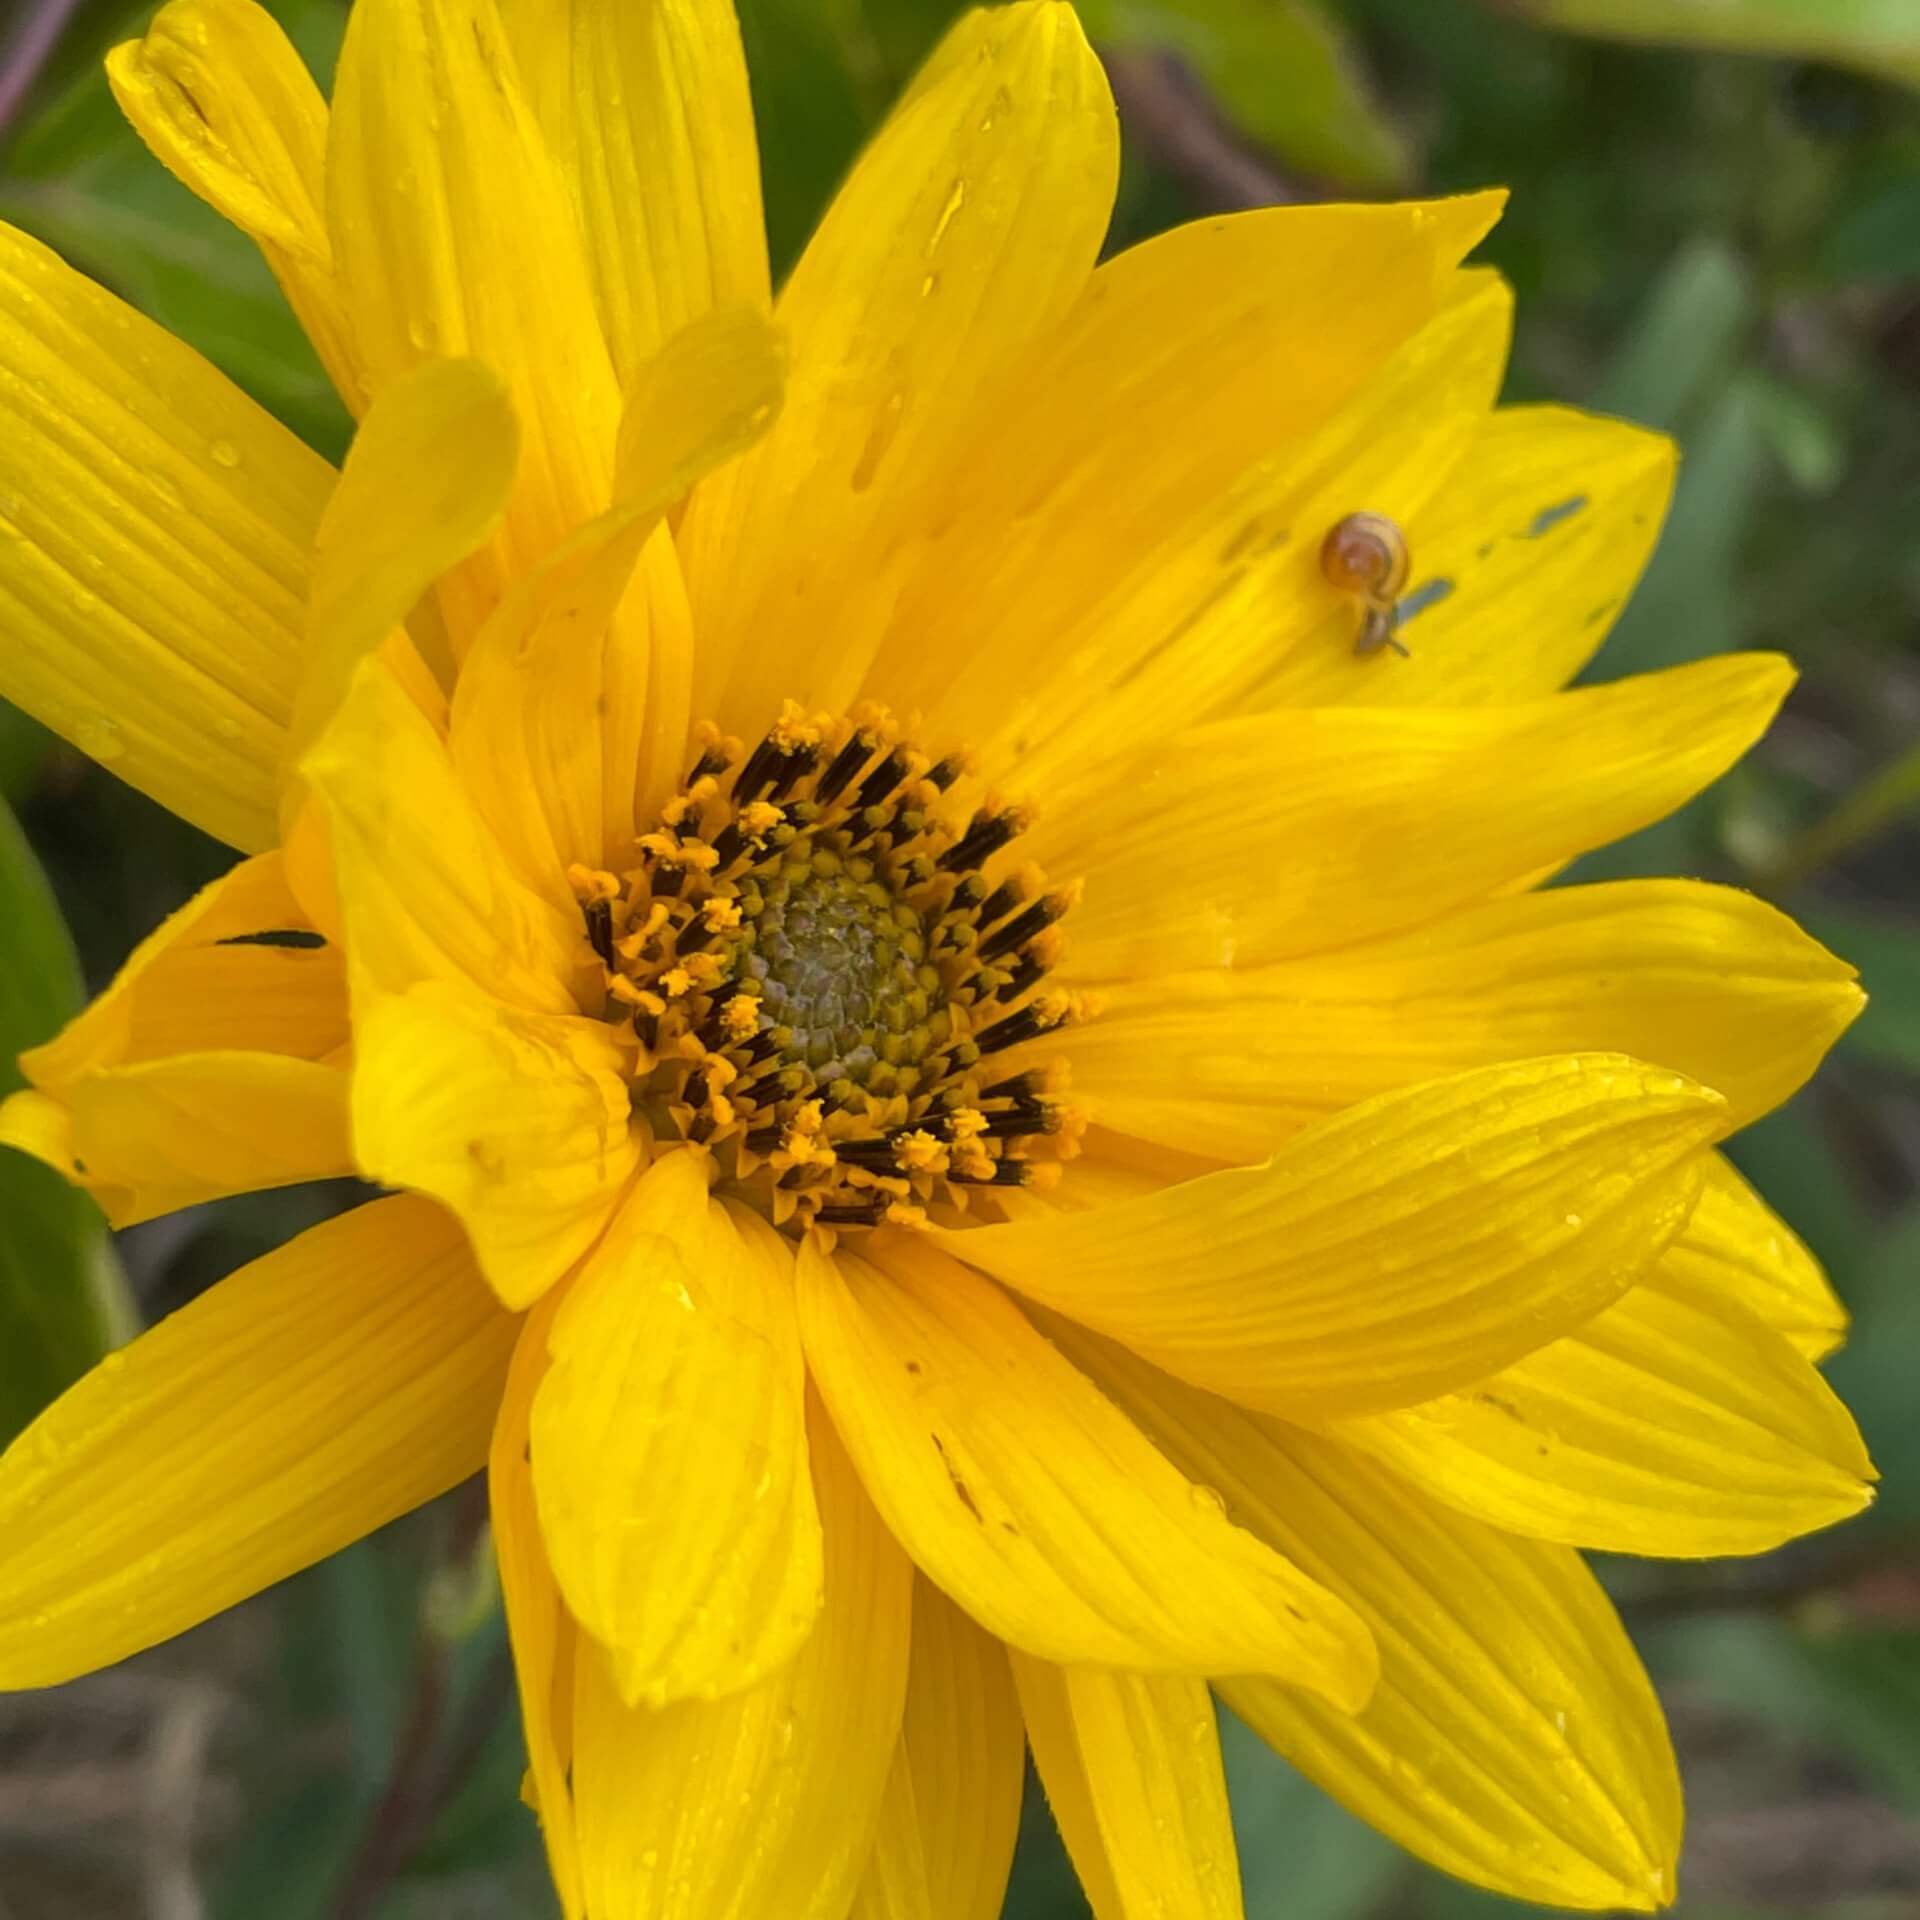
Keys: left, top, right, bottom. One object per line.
{"left": 0, "top": 0, "right": 1875, "bottom": 1913}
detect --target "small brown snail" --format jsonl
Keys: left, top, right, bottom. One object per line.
{"left": 1321, "top": 511, "right": 1411, "bottom": 658}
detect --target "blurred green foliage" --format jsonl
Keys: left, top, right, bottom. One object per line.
{"left": 0, "top": 0, "right": 1917, "bottom": 1914}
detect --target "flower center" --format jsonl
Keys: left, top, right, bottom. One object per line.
{"left": 570, "top": 703, "right": 1085, "bottom": 1233}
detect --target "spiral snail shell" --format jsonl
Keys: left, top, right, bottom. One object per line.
{"left": 1321, "top": 511, "right": 1412, "bottom": 658}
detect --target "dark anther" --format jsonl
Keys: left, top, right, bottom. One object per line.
{"left": 973, "top": 1002, "right": 1062, "bottom": 1055}
{"left": 816, "top": 1202, "right": 887, "bottom": 1226}
{"left": 937, "top": 808, "right": 1021, "bottom": 873}
{"left": 767, "top": 742, "right": 820, "bottom": 802}
{"left": 976, "top": 1105, "right": 1056, "bottom": 1139}
{"left": 980, "top": 1071, "right": 1041, "bottom": 1103}
{"left": 952, "top": 1158, "right": 1032, "bottom": 1187}
{"left": 745, "top": 1125, "right": 787, "bottom": 1156}
{"left": 682, "top": 1070, "right": 709, "bottom": 1113}
{"left": 995, "top": 954, "right": 1047, "bottom": 1003}
{"left": 815, "top": 730, "right": 879, "bottom": 806}
{"left": 635, "top": 1010, "right": 660, "bottom": 1051}
{"left": 975, "top": 877, "right": 1024, "bottom": 927}
{"left": 709, "top": 821, "right": 748, "bottom": 870}
{"left": 856, "top": 748, "right": 911, "bottom": 810}
{"left": 584, "top": 898, "right": 615, "bottom": 969}
{"left": 687, "top": 745, "right": 731, "bottom": 785}
{"left": 925, "top": 754, "right": 965, "bottom": 793}
{"left": 976, "top": 895, "right": 1060, "bottom": 964}
{"left": 736, "top": 1028, "right": 781, "bottom": 1065}
{"left": 832, "top": 1137, "right": 901, "bottom": 1167}
{"left": 732, "top": 732, "right": 782, "bottom": 802}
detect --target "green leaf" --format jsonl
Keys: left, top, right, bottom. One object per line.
{"left": 1082, "top": 0, "right": 1411, "bottom": 190}
{"left": 1508, "top": 0, "right": 1920, "bottom": 88}
{"left": 0, "top": 0, "right": 353, "bottom": 459}
{"left": 0, "top": 796, "right": 131, "bottom": 1445}
{"left": 1591, "top": 237, "right": 1753, "bottom": 431}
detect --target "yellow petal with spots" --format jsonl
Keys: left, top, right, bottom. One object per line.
{"left": 571, "top": 1401, "right": 911, "bottom": 1920}
{"left": 0, "top": 1196, "right": 515, "bottom": 1689}
{"left": 504, "top": 0, "right": 770, "bottom": 387}
{"left": 1665, "top": 1152, "right": 1848, "bottom": 1360}
{"left": 531, "top": 1152, "right": 822, "bottom": 1707}
{"left": 303, "top": 657, "right": 580, "bottom": 1014}
{"left": 1068, "top": 1326, "right": 1682, "bottom": 1914}
{"left": 1250, "top": 404, "right": 1678, "bottom": 710}
{"left": 0, "top": 221, "right": 332, "bottom": 851}
{"left": 1046, "top": 653, "right": 1794, "bottom": 981}
{"left": 679, "top": 0, "right": 1119, "bottom": 734}
{"left": 1053, "top": 879, "right": 1862, "bottom": 1160}
{"left": 289, "top": 356, "right": 520, "bottom": 790}
{"left": 797, "top": 1233, "right": 1375, "bottom": 1697}
{"left": 1012, "top": 1656, "right": 1244, "bottom": 1920}
{"left": 24, "top": 852, "right": 344, "bottom": 1086}
{"left": 107, "top": 0, "right": 362, "bottom": 408}
{"left": 492, "top": 1286, "right": 582, "bottom": 1920}
{"left": 1339, "top": 1270, "right": 1874, "bottom": 1557}
{"left": 949, "top": 1054, "right": 1721, "bottom": 1420}
{"left": 893, "top": 230, "right": 1509, "bottom": 783}
{"left": 449, "top": 306, "right": 785, "bottom": 890}
{"left": 327, "top": 0, "right": 619, "bottom": 637}
{"left": 850, "top": 1575, "right": 1025, "bottom": 1920}
{"left": 351, "top": 979, "right": 638, "bottom": 1311}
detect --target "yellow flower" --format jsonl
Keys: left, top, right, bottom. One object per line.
{"left": 0, "top": 0, "right": 1876, "bottom": 1913}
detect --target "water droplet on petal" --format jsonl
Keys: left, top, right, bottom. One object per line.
{"left": 74, "top": 715, "right": 125, "bottom": 763}
{"left": 209, "top": 439, "right": 241, "bottom": 470}
{"left": 1188, "top": 1482, "right": 1228, "bottom": 1520}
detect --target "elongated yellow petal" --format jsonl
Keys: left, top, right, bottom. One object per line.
{"left": 449, "top": 307, "right": 785, "bottom": 887}
{"left": 0, "top": 222, "right": 332, "bottom": 850}
{"left": 571, "top": 1402, "right": 912, "bottom": 1920}
{"left": 303, "top": 657, "right": 580, "bottom": 1013}
{"left": 289, "top": 356, "right": 521, "bottom": 789}
{"left": 850, "top": 1575, "right": 1025, "bottom": 1920}
{"left": 23, "top": 852, "right": 343, "bottom": 1086}
{"left": 504, "top": 0, "right": 770, "bottom": 387}
{"left": 1250, "top": 405, "right": 1677, "bottom": 710}
{"left": 891, "top": 229, "right": 1508, "bottom": 781}
{"left": 61, "top": 1053, "right": 351, "bottom": 1227}
{"left": 1054, "top": 879, "right": 1862, "bottom": 1160}
{"left": 1068, "top": 1326, "right": 1682, "bottom": 1913}
{"left": 1339, "top": 1270, "right": 1874, "bottom": 1557}
{"left": 351, "top": 980, "right": 638, "bottom": 1310}
{"left": 492, "top": 1287, "right": 582, "bottom": 1920}
{"left": 327, "top": 0, "right": 619, "bottom": 637}
{"left": 1013, "top": 1656, "right": 1244, "bottom": 1920}
{"left": 949, "top": 1055, "right": 1721, "bottom": 1419}
{"left": 0, "top": 1196, "right": 515, "bottom": 1688}
{"left": 1046, "top": 654, "right": 1793, "bottom": 981}
{"left": 796, "top": 1233, "right": 1375, "bottom": 1697}
{"left": 107, "top": 0, "right": 362, "bottom": 407}
{"left": 531, "top": 1152, "right": 822, "bottom": 1706}
{"left": 680, "top": 0, "right": 1119, "bottom": 733}
{"left": 1665, "top": 1152, "right": 1848, "bottom": 1360}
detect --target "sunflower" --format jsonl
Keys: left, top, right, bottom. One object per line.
{"left": 0, "top": 0, "right": 1875, "bottom": 1912}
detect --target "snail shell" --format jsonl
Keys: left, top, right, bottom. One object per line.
{"left": 1320, "top": 511, "right": 1411, "bottom": 601}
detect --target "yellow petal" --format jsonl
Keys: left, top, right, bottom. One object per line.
{"left": 571, "top": 1399, "right": 912, "bottom": 1920}
{"left": 889, "top": 229, "right": 1510, "bottom": 783}
{"left": 1070, "top": 1327, "right": 1682, "bottom": 1913}
{"left": 351, "top": 979, "right": 638, "bottom": 1310}
{"left": 23, "top": 851, "right": 345, "bottom": 1087}
{"left": 1248, "top": 404, "right": 1678, "bottom": 710}
{"left": 106, "top": 0, "right": 362, "bottom": 408}
{"left": 0, "top": 1195, "right": 515, "bottom": 1688}
{"left": 504, "top": 0, "right": 770, "bottom": 387}
{"left": 303, "top": 656, "right": 580, "bottom": 1013}
{"left": 1339, "top": 1268, "right": 1874, "bottom": 1558}
{"left": 288, "top": 356, "right": 521, "bottom": 791}
{"left": 1665, "top": 1152, "right": 1848, "bottom": 1360}
{"left": 448, "top": 306, "right": 785, "bottom": 888}
{"left": 531, "top": 1151, "right": 822, "bottom": 1706}
{"left": 1047, "top": 653, "right": 1794, "bottom": 981}
{"left": 492, "top": 1285, "right": 583, "bottom": 1920}
{"left": 679, "top": 0, "right": 1119, "bottom": 734}
{"left": 1013, "top": 1656, "right": 1243, "bottom": 1920}
{"left": 0, "top": 221, "right": 332, "bottom": 850}
{"left": 850, "top": 1574, "right": 1025, "bottom": 1920}
{"left": 796, "top": 1232, "right": 1375, "bottom": 1697}
{"left": 950, "top": 1054, "right": 1722, "bottom": 1419}
{"left": 60, "top": 1053, "right": 352, "bottom": 1227}
{"left": 327, "top": 0, "right": 619, "bottom": 638}
{"left": 1054, "top": 879, "right": 1862, "bottom": 1161}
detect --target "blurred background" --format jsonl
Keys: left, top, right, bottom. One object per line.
{"left": 1, "top": 0, "right": 1918, "bottom": 1913}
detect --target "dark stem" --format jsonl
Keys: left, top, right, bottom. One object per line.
{"left": 0, "top": 0, "right": 84, "bottom": 142}
{"left": 1101, "top": 46, "right": 1302, "bottom": 212}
